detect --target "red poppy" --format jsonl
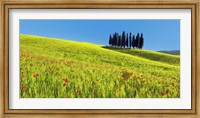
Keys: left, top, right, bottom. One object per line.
{"left": 63, "top": 83, "right": 67, "bottom": 87}
{"left": 20, "top": 83, "right": 23, "bottom": 88}
{"left": 124, "top": 77, "right": 128, "bottom": 80}
{"left": 62, "top": 78, "right": 68, "bottom": 82}
{"left": 161, "top": 92, "right": 165, "bottom": 96}
{"left": 33, "top": 74, "right": 39, "bottom": 78}
{"left": 23, "top": 87, "right": 27, "bottom": 92}
{"left": 21, "top": 72, "right": 24, "bottom": 77}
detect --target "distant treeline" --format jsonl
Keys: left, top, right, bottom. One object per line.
{"left": 109, "top": 31, "right": 144, "bottom": 49}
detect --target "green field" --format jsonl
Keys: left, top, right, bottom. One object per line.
{"left": 20, "top": 34, "right": 180, "bottom": 98}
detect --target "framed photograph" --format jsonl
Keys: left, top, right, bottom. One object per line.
{"left": 0, "top": 0, "right": 199, "bottom": 117}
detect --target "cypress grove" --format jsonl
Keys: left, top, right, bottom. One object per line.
{"left": 109, "top": 31, "right": 144, "bottom": 49}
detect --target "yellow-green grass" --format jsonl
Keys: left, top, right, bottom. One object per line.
{"left": 20, "top": 34, "right": 180, "bottom": 98}
{"left": 103, "top": 46, "right": 180, "bottom": 66}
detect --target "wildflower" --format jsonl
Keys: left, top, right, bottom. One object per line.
{"left": 63, "top": 83, "right": 67, "bottom": 87}
{"left": 21, "top": 72, "right": 24, "bottom": 77}
{"left": 161, "top": 92, "right": 165, "bottom": 96}
{"left": 63, "top": 78, "right": 68, "bottom": 83}
{"left": 162, "top": 81, "right": 164, "bottom": 84}
{"left": 122, "top": 71, "right": 133, "bottom": 80}
{"left": 65, "top": 79, "right": 69, "bottom": 83}
{"left": 23, "top": 87, "right": 27, "bottom": 92}
{"left": 20, "top": 83, "right": 23, "bottom": 88}
{"left": 33, "top": 74, "right": 40, "bottom": 78}
{"left": 30, "top": 64, "right": 33, "bottom": 66}
{"left": 124, "top": 77, "right": 129, "bottom": 80}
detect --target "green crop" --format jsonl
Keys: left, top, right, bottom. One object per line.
{"left": 20, "top": 34, "right": 180, "bottom": 98}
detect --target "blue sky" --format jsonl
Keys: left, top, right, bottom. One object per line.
{"left": 20, "top": 20, "right": 180, "bottom": 51}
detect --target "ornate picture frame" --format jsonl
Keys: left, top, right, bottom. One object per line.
{"left": 0, "top": 0, "right": 199, "bottom": 117}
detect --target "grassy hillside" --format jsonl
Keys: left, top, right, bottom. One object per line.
{"left": 158, "top": 50, "right": 180, "bottom": 55}
{"left": 20, "top": 34, "right": 180, "bottom": 98}
{"left": 103, "top": 46, "right": 180, "bottom": 66}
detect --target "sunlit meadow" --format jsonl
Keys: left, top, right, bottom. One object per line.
{"left": 20, "top": 34, "right": 180, "bottom": 98}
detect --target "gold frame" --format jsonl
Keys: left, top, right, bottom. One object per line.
{"left": 0, "top": 0, "right": 199, "bottom": 117}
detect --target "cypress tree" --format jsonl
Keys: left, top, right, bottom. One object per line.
{"left": 117, "top": 35, "right": 121, "bottom": 47}
{"left": 112, "top": 33, "right": 116, "bottom": 47}
{"left": 115, "top": 33, "right": 119, "bottom": 47}
{"left": 109, "top": 34, "right": 112, "bottom": 46}
{"left": 132, "top": 35, "right": 135, "bottom": 48}
{"left": 135, "top": 34, "right": 138, "bottom": 48}
{"left": 139, "top": 33, "right": 144, "bottom": 49}
{"left": 119, "top": 35, "right": 122, "bottom": 48}
{"left": 122, "top": 31, "right": 126, "bottom": 48}
{"left": 136, "top": 33, "right": 140, "bottom": 48}
{"left": 129, "top": 33, "right": 132, "bottom": 48}
{"left": 126, "top": 33, "right": 128, "bottom": 48}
